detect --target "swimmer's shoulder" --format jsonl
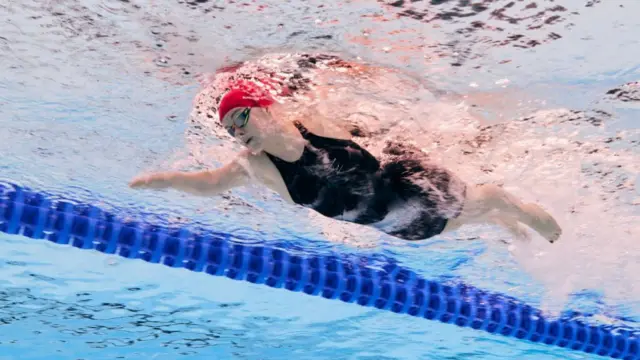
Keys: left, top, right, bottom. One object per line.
{"left": 235, "top": 149, "right": 295, "bottom": 204}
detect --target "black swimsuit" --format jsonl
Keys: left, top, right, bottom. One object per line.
{"left": 265, "top": 123, "right": 467, "bottom": 241}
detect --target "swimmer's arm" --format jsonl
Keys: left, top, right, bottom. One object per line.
{"left": 129, "top": 159, "right": 248, "bottom": 196}
{"left": 129, "top": 150, "right": 295, "bottom": 203}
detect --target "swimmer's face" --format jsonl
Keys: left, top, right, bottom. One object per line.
{"left": 222, "top": 106, "right": 274, "bottom": 152}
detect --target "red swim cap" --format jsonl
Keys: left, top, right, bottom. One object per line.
{"left": 218, "top": 81, "right": 275, "bottom": 122}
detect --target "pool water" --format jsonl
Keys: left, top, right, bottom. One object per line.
{"left": 1, "top": 0, "right": 639, "bottom": 359}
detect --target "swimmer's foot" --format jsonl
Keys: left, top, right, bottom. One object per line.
{"left": 523, "top": 203, "right": 562, "bottom": 243}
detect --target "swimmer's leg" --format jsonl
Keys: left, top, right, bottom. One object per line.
{"left": 445, "top": 184, "right": 561, "bottom": 243}
{"left": 444, "top": 210, "right": 532, "bottom": 242}
{"left": 487, "top": 213, "right": 532, "bottom": 242}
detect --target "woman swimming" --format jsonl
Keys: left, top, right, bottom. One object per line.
{"left": 129, "top": 71, "right": 562, "bottom": 243}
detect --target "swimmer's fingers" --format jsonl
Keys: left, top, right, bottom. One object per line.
{"left": 129, "top": 173, "right": 172, "bottom": 190}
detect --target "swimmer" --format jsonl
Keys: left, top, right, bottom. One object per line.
{"left": 129, "top": 81, "right": 562, "bottom": 243}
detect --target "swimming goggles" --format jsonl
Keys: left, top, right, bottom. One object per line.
{"left": 226, "top": 107, "right": 251, "bottom": 136}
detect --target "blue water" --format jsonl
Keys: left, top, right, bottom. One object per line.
{"left": 1, "top": 0, "right": 639, "bottom": 359}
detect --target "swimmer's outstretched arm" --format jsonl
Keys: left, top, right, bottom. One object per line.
{"left": 129, "top": 158, "right": 248, "bottom": 196}
{"left": 129, "top": 150, "right": 295, "bottom": 203}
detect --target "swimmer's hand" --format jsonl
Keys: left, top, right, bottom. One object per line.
{"left": 129, "top": 172, "right": 173, "bottom": 190}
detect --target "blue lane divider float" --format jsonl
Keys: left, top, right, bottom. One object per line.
{"left": 0, "top": 181, "right": 638, "bottom": 359}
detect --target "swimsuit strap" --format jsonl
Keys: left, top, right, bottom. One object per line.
{"left": 292, "top": 120, "right": 311, "bottom": 138}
